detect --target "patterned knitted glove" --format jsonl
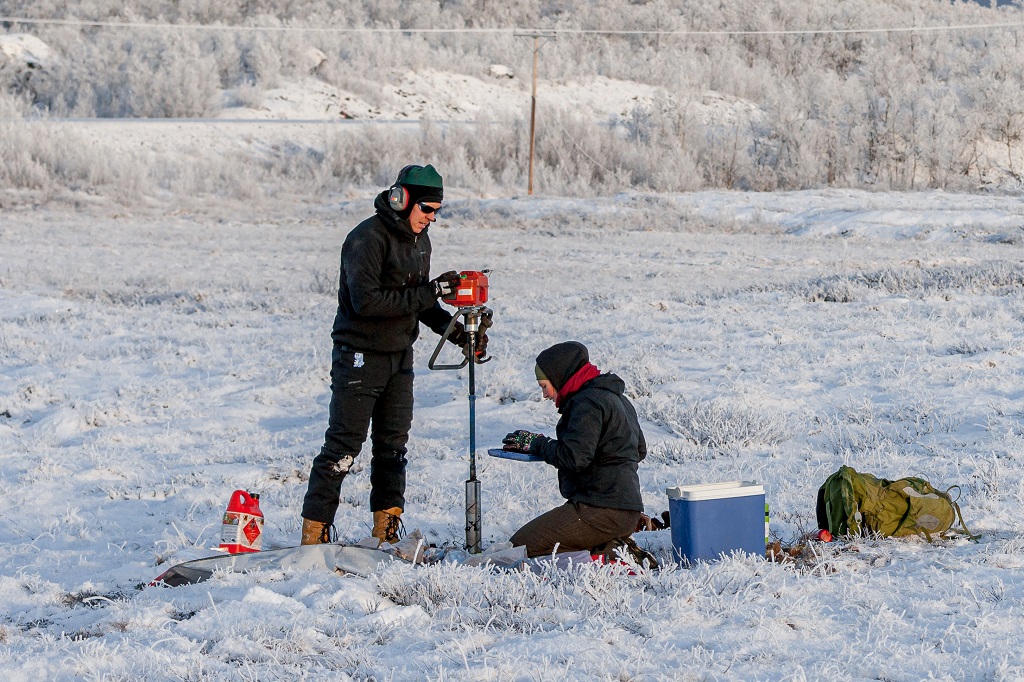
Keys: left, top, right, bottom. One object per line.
{"left": 502, "top": 429, "right": 542, "bottom": 453}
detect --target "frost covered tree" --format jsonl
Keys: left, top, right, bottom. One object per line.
{"left": 2, "top": 0, "right": 1024, "bottom": 195}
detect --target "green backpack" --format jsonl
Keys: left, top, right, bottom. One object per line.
{"left": 816, "top": 466, "right": 976, "bottom": 541}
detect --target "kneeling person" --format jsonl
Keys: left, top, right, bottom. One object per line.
{"left": 504, "top": 341, "right": 648, "bottom": 560}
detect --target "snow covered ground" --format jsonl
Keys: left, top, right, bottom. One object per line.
{"left": 3, "top": 186, "right": 1024, "bottom": 679}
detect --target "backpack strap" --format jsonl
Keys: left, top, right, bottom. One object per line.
{"left": 944, "top": 486, "right": 981, "bottom": 541}
{"left": 889, "top": 481, "right": 918, "bottom": 538}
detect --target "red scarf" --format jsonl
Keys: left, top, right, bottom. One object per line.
{"left": 555, "top": 363, "right": 601, "bottom": 409}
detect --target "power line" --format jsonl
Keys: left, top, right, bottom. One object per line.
{"left": 2, "top": 15, "right": 1024, "bottom": 36}
{"left": 0, "top": 17, "right": 503, "bottom": 33}
{"left": 567, "top": 21, "right": 1024, "bottom": 36}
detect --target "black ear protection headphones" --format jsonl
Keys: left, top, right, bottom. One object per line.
{"left": 387, "top": 164, "right": 423, "bottom": 212}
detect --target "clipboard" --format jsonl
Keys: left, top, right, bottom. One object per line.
{"left": 487, "top": 448, "right": 543, "bottom": 462}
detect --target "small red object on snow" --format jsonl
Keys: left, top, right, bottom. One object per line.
{"left": 590, "top": 554, "right": 637, "bottom": 575}
{"left": 219, "top": 490, "right": 264, "bottom": 554}
{"left": 815, "top": 529, "right": 833, "bottom": 542}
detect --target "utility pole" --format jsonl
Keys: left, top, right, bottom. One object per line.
{"left": 515, "top": 31, "right": 555, "bottom": 195}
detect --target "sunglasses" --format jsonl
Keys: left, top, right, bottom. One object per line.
{"left": 416, "top": 202, "right": 442, "bottom": 215}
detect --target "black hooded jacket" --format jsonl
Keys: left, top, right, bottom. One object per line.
{"left": 529, "top": 347, "right": 647, "bottom": 511}
{"left": 330, "top": 191, "right": 453, "bottom": 352}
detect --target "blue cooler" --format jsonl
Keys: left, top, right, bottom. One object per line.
{"left": 667, "top": 481, "right": 766, "bottom": 563}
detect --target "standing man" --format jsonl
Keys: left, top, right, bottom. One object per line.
{"left": 300, "top": 164, "right": 485, "bottom": 546}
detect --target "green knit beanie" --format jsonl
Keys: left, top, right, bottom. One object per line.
{"left": 535, "top": 364, "right": 547, "bottom": 382}
{"left": 398, "top": 164, "right": 443, "bottom": 203}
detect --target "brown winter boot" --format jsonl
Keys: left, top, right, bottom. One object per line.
{"left": 371, "top": 507, "right": 405, "bottom": 546}
{"left": 300, "top": 518, "right": 332, "bottom": 545}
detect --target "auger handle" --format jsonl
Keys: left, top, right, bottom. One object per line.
{"left": 427, "top": 306, "right": 492, "bottom": 370}
{"left": 428, "top": 314, "right": 470, "bottom": 370}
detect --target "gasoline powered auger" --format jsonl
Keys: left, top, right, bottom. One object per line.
{"left": 428, "top": 271, "right": 493, "bottom": 554}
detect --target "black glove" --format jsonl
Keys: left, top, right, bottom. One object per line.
{"left": 633, "top": 512, "right": 668, "bottom": 532}
{"left": 431, "top": 271, "right": 460, "bottom": 299}
{"left": 448, "top": 323, "right": 489, "bottom": 361}
{"left": 462, "top": 331, "right": 489, "bottom": 362}
{"left": 471, "top": 331, "right": 488, "bottom": 359}
{"left": 474, "top": 308, "right": 492, "bottom": 360}
{"left": 502, "top": 429, "right": 542, "bottom": 453}
{"left": 448, "top": 321, "right": 469, "bottom": 347}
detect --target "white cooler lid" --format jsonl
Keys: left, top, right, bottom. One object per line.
{"left": 666, "top": 481, "right": 764, "bottom": 500}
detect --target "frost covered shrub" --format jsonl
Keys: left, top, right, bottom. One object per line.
{"left": 646, "top": 440, "right": 714, "bottom": 465}
{"left": 6, "top": 0, "right": 1024, "bottom": 197}
{"left": 317, "top": 124, "right": 416, "bottom": 190}
{"left": 375, "top": 558, "right": 667, "bottom": 635}
{"left": 769, "top": 262, "right": 1024, "bottom": 304}
{"left": 307, "top": 268, "right": 337, "bottom": 296}
{"left": 24, "top": 26, "right": 305, "bottom": 118}
{"left": 374, "top": 561, "right": 576, "bottom": 634}
{"left": 639, "top": 395, "right": 791, "bottom": 450}
{"left": 752, "top": 275, "right": 862, "bottom": 303}
{"left": 223, "top": 81, "right": 265, "bottom": 109}
{"left": 859, "top": 262, "right": 1024, "bottom": 297}
{"left": 803, "top": 277, "right": 857, "bottom": 304}
{"left": 529, "top": 105, "right": 703, "bottom": 195}
{"left": 31, "top": 32, "right": 221, "bottom": 117}
{"left": 0, "top": 94, "right": 148, "bottom": 200}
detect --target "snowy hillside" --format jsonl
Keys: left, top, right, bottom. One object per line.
{"left": 214, "top": 70, "right": 758, "bottom": 127}
{"left": 6, "top": 0, "right": 1024, "bottom": 201}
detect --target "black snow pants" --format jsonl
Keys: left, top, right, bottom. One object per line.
{"left": 301, "top": 345, "right": 414, "bottom": 524}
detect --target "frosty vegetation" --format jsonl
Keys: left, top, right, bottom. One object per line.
{"left": 5, "top": 3, "right": 1024, "bottom": 680}
{"left": 3, "top": 0, "right": 1024, "bottom": 201}
{"left": 4, "top": 194, "right": 1024, "bottom": 679}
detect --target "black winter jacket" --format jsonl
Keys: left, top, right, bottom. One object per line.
{"left": 529, "top": 373, "right": 646, "bottom": 511}
{"left": 331, "top": 192, "right": 453, "bottom": 352}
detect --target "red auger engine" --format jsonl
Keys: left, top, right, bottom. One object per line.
{"left": 442, "top": 271, "right": 489, "bottom": 307}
